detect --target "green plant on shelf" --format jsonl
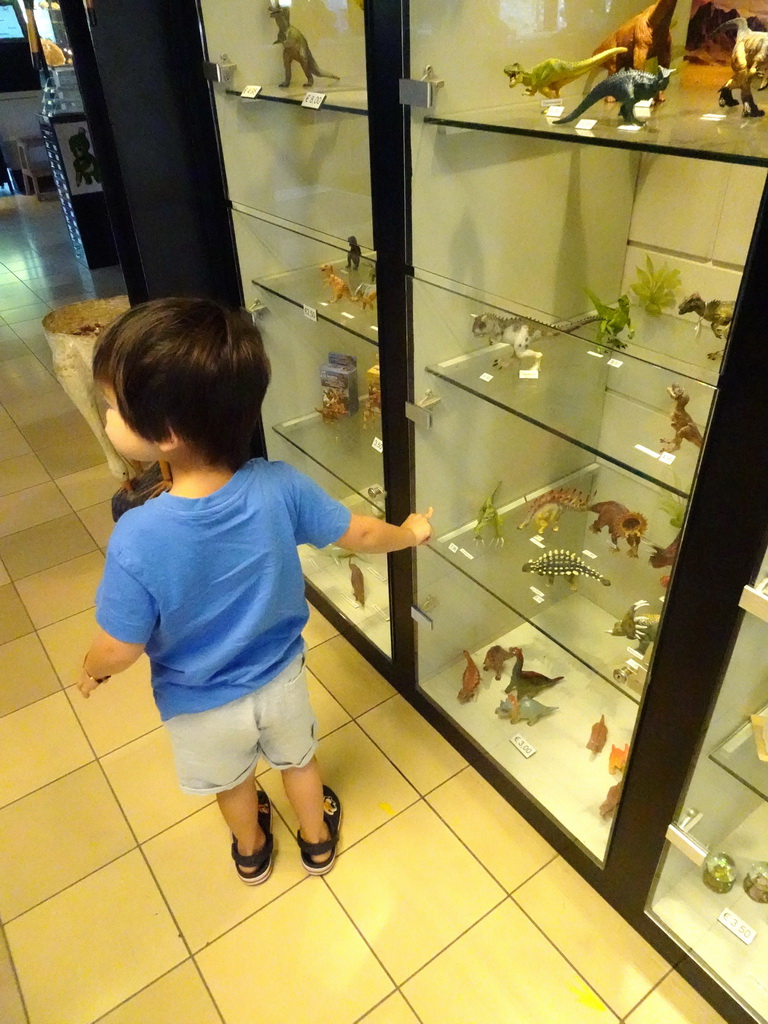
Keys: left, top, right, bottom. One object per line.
{"left": 630, "top": 255, "right": 681, "bottom": 316}
{"left": 659, "top": 491, "right": 686, "bottom": 529}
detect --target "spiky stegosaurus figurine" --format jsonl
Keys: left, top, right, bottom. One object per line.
{"left": 518, "top": 488, "right": 592, "bottom": 535}
{"left": 522, "top": 549, "right": 611, "bottom": 589}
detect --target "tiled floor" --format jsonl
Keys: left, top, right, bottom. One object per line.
{"left": 0, "top": 193, "right": 730, "bottom": 1024}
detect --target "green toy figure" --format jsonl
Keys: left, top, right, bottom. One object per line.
{"left": 474, "top": 482, "right": 504, "bottom": 545}
{"left": 68, "top": 128, "right": 101, "bottom": 187}
{"left": 586, "top": 290, "right": 635, "bottom": 351}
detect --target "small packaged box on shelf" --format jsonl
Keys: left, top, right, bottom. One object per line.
{"left": 320, "top": 352, "right": 358, "bottom": 414}
{"left": 366, "top": 362, "right": 380, "bottom": 401}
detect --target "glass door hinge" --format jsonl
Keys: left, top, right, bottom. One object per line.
{"left": 399, "top": 66, "right": 444, "bottom": 108}
{"left": 665, "top": 817, "right": 707, "bottom": 866}
{"left": 411, "top": 605, "right": 434, "bottom": 629}
{"left": 204, "top": 56, "right": 237, "bottom": 85}
{"left": 245, "top": 299, "right": 268, "bottom": 322}
{"left": 405, "top": 401, "right": 433, "bottom": 429}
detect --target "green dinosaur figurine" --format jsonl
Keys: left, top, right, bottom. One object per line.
{"left": 630, "top": 256, "right": 681, "bottom": 316}
{"left": 474, "top": 482, "right": 504, "bottom": 545}
{"left": 586, "top": 290, "right": 635, "bottom": 351}
{"left": 503, "top": 47, "right": 628, "bottom": 100}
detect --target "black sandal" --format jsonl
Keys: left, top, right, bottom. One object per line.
{"left": 231, "top": 789, "right": 274, "bottom": 885}
{"left": 297, "top": 785, "right": 342, "bottom": 876}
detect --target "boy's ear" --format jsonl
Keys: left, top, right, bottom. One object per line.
{"left": 157, "top": 431, "right": 181, "bottom": 454}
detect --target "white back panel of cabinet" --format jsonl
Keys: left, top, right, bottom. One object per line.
{"left": 411, "top": 123, "right": 638, "bottom": 320}
{"left": 409, "top": 0, "right": 693, "bottom": 115}
{"left": 713, "top": 165, "right": 766, "bottom": 267}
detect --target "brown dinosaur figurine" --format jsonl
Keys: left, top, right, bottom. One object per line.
{"left": 678, "top": 293, "right": 734, "bottom": 361}
{"left": 483, "top": 645, "right": 515, "bottom": 681}
{"left": 589, "top": 501, "right": 649, "bottom": 558}
{"left": 600, "top": 779, "right": 623, "bottom": 818}
{"left": 592, "top": 0, "right": 678, "bottom": 100}
{"left": 350, "top": 561, "right": 365, "bottom": 607}
{"left": 660, "top": 384, "right": 703, "bottom": 453}
{"left": 649, "top": 529, "right": 680, "bottom": 569}
{"left": 320, "top": 264, "right": 353, "bottom": 303}
{"left": 316, "top": 388, "right": 348, "bottom": 423}
{"left": 457, "top": 650, "right": 482, "bottom": 703}
{"left": 518, "top": 488, "right": 592, "bottom": 535}
{"left": 587, "top": 715, "right": 608, "bottom": 753}
{"left": 504, "top": 647, "right": 564, "bottom": 700}
{"left": 268, "top": 2, "right": 340, "bottom": 89}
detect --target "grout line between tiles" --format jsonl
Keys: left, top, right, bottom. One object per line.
{"left": 621, "top": 963, "right": 676, "bottom": 1022}
{"left": 0, "top": 919, "right": 31, "bottom": 1024}
{"left": 87, "top": 958, "right": 226, "bottom": 1024}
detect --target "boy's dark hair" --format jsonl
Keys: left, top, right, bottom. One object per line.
{"left": 93, "top": 297, "right": 270, "bottom": 471}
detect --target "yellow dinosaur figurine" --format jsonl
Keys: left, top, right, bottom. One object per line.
{"left": 503, "top": 47, "right": 628, "bottom": 99}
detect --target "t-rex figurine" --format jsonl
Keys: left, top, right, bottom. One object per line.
{"left": 554, "top": 67, "right": 674, "bottom": 125}
{"left": 591, "top": 0, "right": 678, "bottom": 81}
{"left": 502, "top": 48, "right": 627, "bottom": 99}
{"left": 678, "top": 293, "right": 734, "bottom": 360}
{"left": 268, "top": 3, "right": 340, "bottom": 89}
{"left": 660, "top": 384, "right": 703, "bottom": 452}
{"left": 715, "top": 18, "right": 768, "bottom": 118}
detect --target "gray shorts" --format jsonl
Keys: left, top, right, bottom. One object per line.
{"left": 165, "top": 653, "right": 317, "bottom": 795}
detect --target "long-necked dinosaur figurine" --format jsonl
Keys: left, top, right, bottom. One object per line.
{"left": 503, "top": 48, "right": 627, "bottom": 99}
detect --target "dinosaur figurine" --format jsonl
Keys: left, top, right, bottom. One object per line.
{"left": 509, "top": 690, "right": 559, "bottom": 726}
{"left": 471, "top": 314, "right": 544, "bottom": 373}
{"left": 554, "top": 67, "right": 675, "bottom": 126}
{"left": 591, "top": 0, "right": 678, "bottom": 81}
{"left": 716, "top": 18, "right": 768, "bottom": 118}
{"left": 457, "top": 650, "right": 482, "bottom": 703}
{"left": 600, "top": 779, "right": 623, "bottom": 818}
{"left": 518, "top": 488, "right": 592, "bottom": 535}
{"left": 504, "top": 647, "right": 564, "bottom": 700}
{"left": 352, "top": 282, "right": 377, "bottom": 310}
{"left": 678, "top": 293, "right": 734, "bottom": 361}
{"left": 660, "top": 384, "right": 703, "bottom": 452}
{"left": 609, "top": 743, "right": 630, "bottom": 775}
{"left": 649, "top": 530, "right": 680, "bottom": 569}
{"left": 350, "top": 561, "right": 365, "bottom": 607}
{"left": 495, "top": 692, "right": 520, "bottom": 721}
{"left": 268, "top": 2, "right": 340, "bottom": 89}
{"left": 587, "top": 715, "right": 608, "bottom": 753}
{"left": 609, "top": 601, "right": 661, "bottom": 655}
{"left": 483, "top": 645, "right": 515, "bottom": 681}
{"left": 585, "top": 290, "right": 634, "bottom": 351}
{"left": 320, "top": 263, "right": 353, "bottom": 303}
{"left": 522, "top": 550, "right": 611, "bottom": 588}
{"left": 346, "top": 236, "right": 361, "bottom": 272}
{"left": 502, "top": 48, "right": 628, "bottom": 99}
{"left": 316, "top": 388, "right": 348, "bottom": 423}
{"left": 474, "top": 482, "right": 504, "bottom": 545}
{"left": 588, "top": 501, "right": 649, "bottom": 558}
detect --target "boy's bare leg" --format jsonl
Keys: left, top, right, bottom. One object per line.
{"left": 281, "top": 757, "right": 331, "bottom": 864}
{"left": 216, "top": 775, "right": 266, "bottom": 874}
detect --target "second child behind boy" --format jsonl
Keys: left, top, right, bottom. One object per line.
{"left": 76, "top": 298, "right": 433, "bottom": 882}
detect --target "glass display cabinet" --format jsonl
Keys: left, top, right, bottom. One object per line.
{"left": 198, "top": 0, "right": 391, "bottom": 656}
{"left": 649, "top": 540, "right": 768, "bottom": 1023}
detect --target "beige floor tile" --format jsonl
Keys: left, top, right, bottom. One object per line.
{"left": 0, "top": 452, "right": 48, "bottom": 498}
{"left": 15, "top": 550, "right": 103, "bottom": 628}
{"left": 0, "top": 691, "right": 93, "bottom": 808}
{"left": 0, "top": 303, "right": 49, "bottom": 325}
{"left": 6, "top": 850, "right": 187, "bottom": 1024}
{"left": 359, "top": 694, "right": 467, "bottom": 794}
{"left": 0, "top": 928, "right": 25, "bottom": 1024}
{"left": 55, "top": 462, "right": 119, "bottom": 511}
{"left": 307, "top": 667, "right": 352, "bottom": 737}
{"left": 0, "top": 633, "right": 60, "bottom": 717}
{"left": 303, "top": 603, "right": 338, "bottom": 648}
{"left": 97, "top": 961, "right": 220, "bottom": 1024}
{"left": 102, "top": 727, "right": 212, "bottom": 841}
{"left": 328, "top": 801, "right": 505, "bottom": 983}
{"left": 0, "top": 560, "right": 7, "bottom": 586}
{"left": 626, "top": 971, "right": 729, "bottom": 1024}
{"left": 66, "top": 657, "right": 159, "bottom": 755}
{"left": 259, "top": 721, "right": 419, "bottom": 852}
{"left": 0, "top": 513, "right": 95, "bottom": 581}
{"left": 306, "top": 633, "right": 395, "bottom": 717}
{"left": 0, "top": 481, "right": 71, "bottom": 538}
{"left": 360, "top": 992, "right": 421, "bottom": 1024}
{"left": 515, "top": 857, "right": 669, "bottom": 1018}
{"left": 0, "top": 423, "right": 32, "bottom": 461}
{"left": 3, "top": 390, "right": 91, "bottom": 451}
{"left": 0, "top": 762, "right": 134, "bottom": 920}
{"left": 427, "top": 767, "right": 557, "bottom": 892}
{"left": 0, "top": 355, "right": 58, "bottom": 405}
{"left": 0, "top": 583, "right": 33, "bottom": 645}
{"left": 0, "top": 335, "right": 28, "bottom": 364}
{"left": 37, "top": 606, "right": 96, "bottom": 683}
{"left": 35, "top": 432, "right": 108, "bottom": 479}
{"left": 144, "top": 800, "right": 307, "bottom": 952}
{"left": 0, "top": 406, "right": 13, "bottom": 431}
{"left": 77, "top": 498, "right": 115, "bottom": 547}
{"left": 402, "top": 900, "right": 617, "bottom": 1024}
{"left": 21, "top": 333, "right": 54, "bottom": 374}
{"left": 196, "top": 880, "right": 393, "bottom": 1024}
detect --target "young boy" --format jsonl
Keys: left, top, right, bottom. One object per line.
{"left": 77, "top": 297, "right": 432, "bottom": 883}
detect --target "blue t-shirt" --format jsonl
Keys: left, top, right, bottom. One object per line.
{"left": 95, "top": 459, "right": 351, "bottom": 720}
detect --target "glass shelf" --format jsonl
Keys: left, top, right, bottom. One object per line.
{"left": 273, "top": 410, "right": 385, "bottom": 512}
{"left": 710, "top": 706, "right": 768, "bottom": 802}
{"left": 423, "top": 87, "right": 768, "bottom": 168}
{"left": 225, "top": 86, "right": 368, "bottom": 115}
{"left": 425, "top": 330, "right": 712, "bottom": 497}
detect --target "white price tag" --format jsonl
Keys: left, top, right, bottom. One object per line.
{"left": 302, "top": 91, "right": 326, "bottom": 109}
{"left": 618, "top": 124, "right": 643, "bottom": 132}
{"left": 511, "top": 733, "right": 536, "bottom": 758}
{"left": 303, "top": 305, "right": 317, "bottom": 321}
{"left": 587, "top": 350, "right": 604, "bottom": 359}
{"left": 718, "top": 908, "right": 757, "bottom": 946}
{"left": 575, "top": 118, "right": 597, "bottom": 130}
{"left": 340, "top": 311, "right": 355, "bottom": 319}
{"left": 529, "top": 586, "right": 544, "bottom": 598}
{"left": 530, "top": 535, "right": 545, "bottom": 547}
{"left": 659, "top": 452, "right": 676, "bottom": 464}
{"left": 448, "top": 543, "right": 459, "bottom": 554}
{"left": 635, "top": 99, "right": 654, "bottom": 108}
{"left": 519, "top": 369, "right": 539, "bottom": 379}
{"left": 582, "top": 549, "right": 597, "bottom": 559}
{"left": 607, "top": 358, "right": 623, "bottom": 368}
{"left": 240, "top": 85, "right": 262, "bottom": 98}
{"left": 371, "top": 436, "right": 384, "bottom": 453}
{"left": 546, "top": 105, "right": 564, "bottom": 118}
{"left": 532, "top": 594, "right": 545, "bottom": 604}
{"left": 459, "top": 548, "right": 475, "bottom": 560}
{"left": 479, "top": 372, "right": 494, "bottom": 382}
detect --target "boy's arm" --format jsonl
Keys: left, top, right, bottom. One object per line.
{"left": 335, "top": 507, "right": 433, "bottom": 554}
{"left": 77, "top": 627, "right": 146, "bottom": 698}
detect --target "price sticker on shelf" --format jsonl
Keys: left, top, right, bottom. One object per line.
{"left": 448, "top": 543, "right": 459, "bottom": 553}
{"left": 511, "top": 734, "right": 537, "bottom": 758}
{"left": 635, "top": 99, "right": 654, "bottom": 108}
{"left": 532, "top": 594, "right": 545, "bottom": 604}
{"left": 302, "top": 91, "right": 326, "bottom": 109}
{"left": 371, "top": 436, "right": 384, "bottom": 453}
{"left": 718, "top": 908, "right": 757, "bottom": 946}
{"left": 519, "top": 369, "right": 539, "bottom": 379}
{"left": 479, "top": 372, "right": 494, "bottom": 382}
{"left": 607, "top": 358, "right": 623, "bottom": 368}
{"left": 240, "top": 85, "right": 262, "bottom": 99}
{"left": 303, "top": 304, "right": 317, "bottom": 321}
{"left": 582, "top": 549, "right": 597, "bottom": 559}
{"left": 545, "top": 105, "right": 564, "bottom": 118}
{"left": 618, "top": 124, "right": 643, "bottom": 132}
{"left": 530, "top": 536, "right": 545, "bottom": 548}
{"left": 575, "top": 118, "right": 597, "bottom": 131}
{"left": 659, "top": 452, "right": 676, "bottom": 465}
{"left": 635, "top": 444, "right": 660, "bottom": 460}
{"left": 459, "top": 548, "right": 475, "bottom": 560}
